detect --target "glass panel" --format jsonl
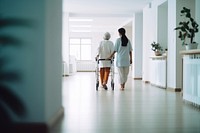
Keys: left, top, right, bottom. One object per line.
{"left": 81, "top": 45, "right": 91, "bottom": 60}
{"left": 81, "top": 39, "right": 91, "bottom": 44}
{"left": 70, "top": 39, "right": 80, "bottom": 44}
{"left": 70, "top": 45, "right": 80, "bottom": 60}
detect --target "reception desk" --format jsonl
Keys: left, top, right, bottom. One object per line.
{"left": 180, "top": 49, "right": 200, "bottom": 106}
{"left": 150, "top": 55, "right": 167, "bottom": 88}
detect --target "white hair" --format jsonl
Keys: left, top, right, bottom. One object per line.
{"left": 103, "top": 32, "right": 111, "bottom": 40}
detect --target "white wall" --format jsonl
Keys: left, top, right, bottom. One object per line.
{"left": 0, "top": 0, "right": 62, "bottom": 123}
{"left": 45, "top": 0, "right": 63, "bottom": 122}
{"left": 158, "top": 2, "right": 168, "bottom": 50}
{"left": 62, "top": 13, "right": 70, "bottom": 75}
{"left": 142, "top": 3, "right": 155, "bottom": 82}
{"left": 167, "top": 0, "right": 177, "bottom": 89}
{"left": 124, "top": 24, "right": 132, "bottom": 43}
{"left": 132, "top": 12, "right": 143, "bottom": 79}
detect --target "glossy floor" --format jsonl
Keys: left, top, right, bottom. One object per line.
{"left": 51, "top": 72, "right": 200, "bottom": 133}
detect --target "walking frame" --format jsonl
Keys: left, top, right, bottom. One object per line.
{"left": 95, "top": 58, "right": 114, "bottom": 91}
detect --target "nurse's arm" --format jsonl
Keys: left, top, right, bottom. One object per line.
{"left": 108, "top": 51, "right": 116, "bottom": 59}
{"left": 129, "top": 51, "right": 132, "bottom": 64}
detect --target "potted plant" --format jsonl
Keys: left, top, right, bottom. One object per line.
{"left": 174, "top": 7, "right": 199, "bottom": 50}
{"left": 151, "top": 41, "right": 163, "bottom": 56}
{"left": 0, "top": 16, "right": 31, "bottom": 130}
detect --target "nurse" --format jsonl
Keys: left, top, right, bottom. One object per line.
{"left": 108, "top": 28, "right": 132, "bottom": 90}
{"left": 96, "top": 32, "right": 114, "bottom": 90}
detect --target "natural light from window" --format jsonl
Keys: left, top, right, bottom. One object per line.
{"left": 70, "top": 38, "right": 92, "bottom": 60}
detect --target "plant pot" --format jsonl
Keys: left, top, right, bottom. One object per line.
{"left": 185, "top": 43, "right": 198, "bottom": 50}
{"left": 154, "top": 51, "right": 162, "bottom": 56}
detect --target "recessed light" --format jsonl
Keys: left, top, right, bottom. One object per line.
{"left": 70, "top": 25, "right": 92, "bottom": 28}
{"left": 71, "top": 30, "right": 91, "bottom": 33}
{"left": 69, "top": 18, "right": 93, "bottom": 22}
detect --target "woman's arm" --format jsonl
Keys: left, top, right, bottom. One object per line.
{"left": 129, "top": 51, "right": 132, "bottom": 64}
{"left": 108, "top": 51, "right": 116, "bottom": 59}
{"left": 95, "top": 54, "right": 99, "bottom": 60}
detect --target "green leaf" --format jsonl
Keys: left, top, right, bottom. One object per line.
{"left": 174, "top": 27, "right": 181, "bottom": 30}
{"left": 0, "top": 35, "right": 22, "bottom": 46}
{"left": 0, "top": 18, "right": 33, "bottom": 29}
{"left": 179, "top": 22, "right": 183, "bottom": 25}
{"left": 0, "top": 85, "right": 26, "bottom": 116}
{"left": 0, "top": 104, "right": 12, "bottom": 123}
{"left": 181, "top": 27, "right": 186, "bottom": 31}
{"left": 186, "top": 13, "right": 191, "bottom": 18}
{"left": 0, "top": 71, "right": 21, "bottom": 82}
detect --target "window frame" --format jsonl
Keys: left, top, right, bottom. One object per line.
{"left": 69, "top": 38, "right": 92, "bottom": 61}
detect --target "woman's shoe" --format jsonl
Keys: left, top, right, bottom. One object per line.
{"left": 120, "top": 87, "right": 124, "bottom": 91}
{"left": 103, "top": 84, "right": 108, "bottom": 90}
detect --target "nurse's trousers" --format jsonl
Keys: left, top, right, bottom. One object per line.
{"left": 117, "top": 66, "right": 129, "bottom": 84}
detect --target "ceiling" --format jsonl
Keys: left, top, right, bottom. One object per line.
{"left": 63, "top": 0, "right": 153, "bottom": 33}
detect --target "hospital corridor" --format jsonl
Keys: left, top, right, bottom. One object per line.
{"left": 1, "top": 0, "right": 200, "bottom": 133}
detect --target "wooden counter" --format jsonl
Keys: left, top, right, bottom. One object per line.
{"left": 149, "top": 55, "right": 167, "bottom": 59}
{"left": 180, "top": 49, "right": 200, "bottom": 55}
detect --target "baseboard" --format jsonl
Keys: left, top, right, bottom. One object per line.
{"left": 12, "top": 123, "right": 49, "bottom": 133}
{"left": 150, "top": 83, "right": 166, "bottom": 89}
{"left": 143, "top": 81, "right": 150, "bottom": 84}
{"left": 183, "top": 100, "right": 200, "bottom": 108}
{"left": 77, "top": 70, "right": 95, "bottom": 72}
{"left": 134, "top": 78, "right": 142, "bottom": 80}
{"left": 62, "top": 74, "right": 69, "bottom": 77}
{"left": 5, "top": 107, "right": 65, "bottom": 133}
{"left": 47, "top": 106, "right": 64, "bottom": 128}
{"left": 167, "top": 87, "right": 182, "bottom": 92}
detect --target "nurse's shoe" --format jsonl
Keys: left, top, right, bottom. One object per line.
{"left": 120, "top": 84, "right": 124, "bottom": 91}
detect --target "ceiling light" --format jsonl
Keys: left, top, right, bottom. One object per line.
{"left": 70, "top": 25, "right": 92, "bottom": 28}
{"left": 71, "top": 30, "right": 91, "bottom": 33}
{"left": 69, "top": 18, "right": 93, "bottom": 22}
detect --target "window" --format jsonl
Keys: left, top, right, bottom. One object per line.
{"left": 70, "top": 38, "right": 92, "bottom": 60}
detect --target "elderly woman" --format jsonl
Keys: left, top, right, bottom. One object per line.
{"left": 96, "top": 32, "right": 114, "bottom": 90}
